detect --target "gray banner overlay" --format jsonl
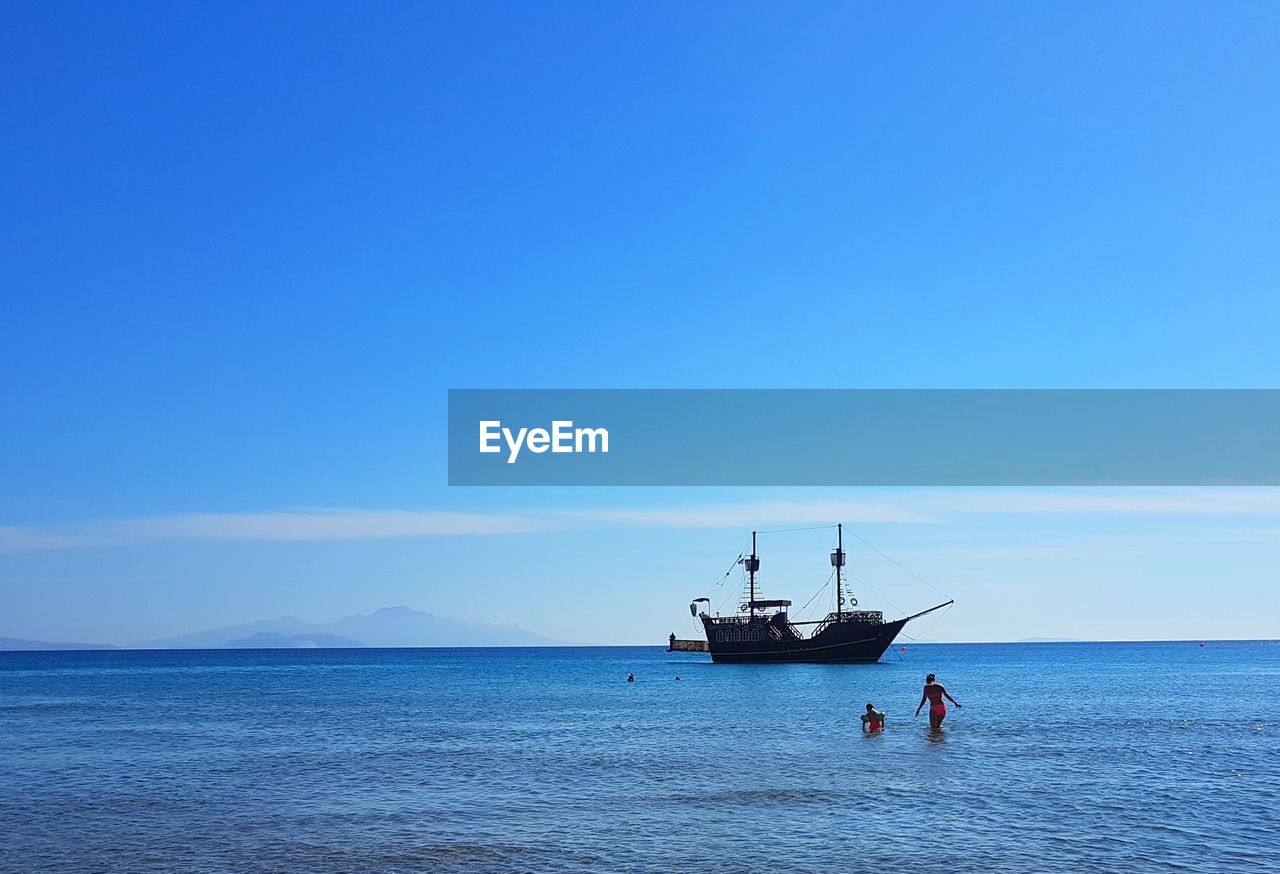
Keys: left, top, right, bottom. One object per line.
{"left": 447, "top": 390, "right": 1280, "bottom": 486}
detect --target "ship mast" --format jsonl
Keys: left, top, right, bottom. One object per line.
{"left": 832, "top": 522, "right": 846, "bottom": 620}
{"left": 746, "top": 531, "right": 759, "bottom": 615}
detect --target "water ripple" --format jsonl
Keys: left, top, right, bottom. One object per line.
{"left": 2, "top": 642, "right": 1279, "bottom": 872}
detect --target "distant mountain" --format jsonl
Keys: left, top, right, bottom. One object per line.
{"left": 324, "top": 606, "right": 558, "bottom": 647}
{"left": 0, "top": 636, "right": 116, "bottom": 651}
{"left": 135, "top": 616, "right": 315, "bottom": 649}
{"left": 220, "top": 632, "right": 365, "bottom": 649}
{"left": 136, "top": 606, "right": 560, "bottom": 649}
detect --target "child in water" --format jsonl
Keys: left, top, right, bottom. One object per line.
{"left": 861, "top": 703, "right": 886, "bottom": 732}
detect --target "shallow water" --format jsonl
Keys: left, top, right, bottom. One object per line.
{"left": 2, "top": 642, "right": 1278, "bottom": 872}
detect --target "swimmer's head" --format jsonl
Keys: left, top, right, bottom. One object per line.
{"left": 926, "top": 673, "right": 936, "bottom": 683}
{"left": 866, "top": 703, "right": 875, "bottom": 712}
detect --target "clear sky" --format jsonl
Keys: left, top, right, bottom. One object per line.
{"left": 2, "top": 3, "right": 1279, "bottom": 644}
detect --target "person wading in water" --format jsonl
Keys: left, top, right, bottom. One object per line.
{"left": 915, "top": 673, "right": 961, "bottom": 730}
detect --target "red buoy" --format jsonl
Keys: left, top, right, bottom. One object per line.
{"left": 901, "top": 646, "right": 907, "bottom": 652}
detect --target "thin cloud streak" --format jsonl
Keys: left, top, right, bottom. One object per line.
{"left": 106, "top": 510, "right": 554, "bottom": 541}
{"left": 2, "top": 489, "right": 1279, "bottom": 554}
{"left": 917, "top": 489, "right": 1280, "bottom": 516}
{"left": 548, "top": 499, "right": 937, "bottom": 528}
{"left": 0, "top": 510, "right": 552, "bottom": 554}
{"left": 0, "top": 526, "right": 103, "bottom": 554}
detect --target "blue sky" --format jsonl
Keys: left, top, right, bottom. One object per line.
{"left": 2, "top": 3, "right": 1279, "bottom": 644}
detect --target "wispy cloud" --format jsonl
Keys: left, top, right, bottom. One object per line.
{"left": 916, "top": 489, "right": 1280, "bottom": 517}
{"left": 0, "top": 510, "right": 551, "bottom": 554}
{"left": 548, "top": 498, "right": 936, "bottom": 528}
{"left": 0, "top": 526, "right": 103, "bottom": 554}
{"left": 104, "top": 509, "right": 553, "bottom": 541}
{"left": 2, "top": 489, "right": 1278, "bottom": 555}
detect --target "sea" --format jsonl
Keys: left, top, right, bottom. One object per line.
{"left": 2, "top": 641, "right": 1278, "bottom": 872}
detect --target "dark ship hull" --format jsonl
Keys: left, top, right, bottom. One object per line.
{"left": 700, "top": 611, "right": 909, "bottom": 664}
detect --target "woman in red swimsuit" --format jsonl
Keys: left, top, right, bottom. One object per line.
{"left": 915, "top": 673, "right": 961, "bottom": 730}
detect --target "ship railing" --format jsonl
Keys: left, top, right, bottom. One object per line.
{"left": 704, "top": 614, "right": 761, "bottom": 626}
{"left": 810, "top": 610, "right": 885, "bottom": 637}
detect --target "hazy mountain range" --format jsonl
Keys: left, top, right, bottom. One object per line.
{"left": 2, "top": 607, "right": 560, "bottom": 650}
{"left": 0, "top": 637, "right": 117, "bottom": 651}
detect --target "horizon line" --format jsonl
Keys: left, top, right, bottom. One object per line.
{"left": 2, "top": 637, "right": 1274, "bottom": 653}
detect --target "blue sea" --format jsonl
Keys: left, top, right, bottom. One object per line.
{"left": 2, "top": 642, "right": 1278, "bottom": 872}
